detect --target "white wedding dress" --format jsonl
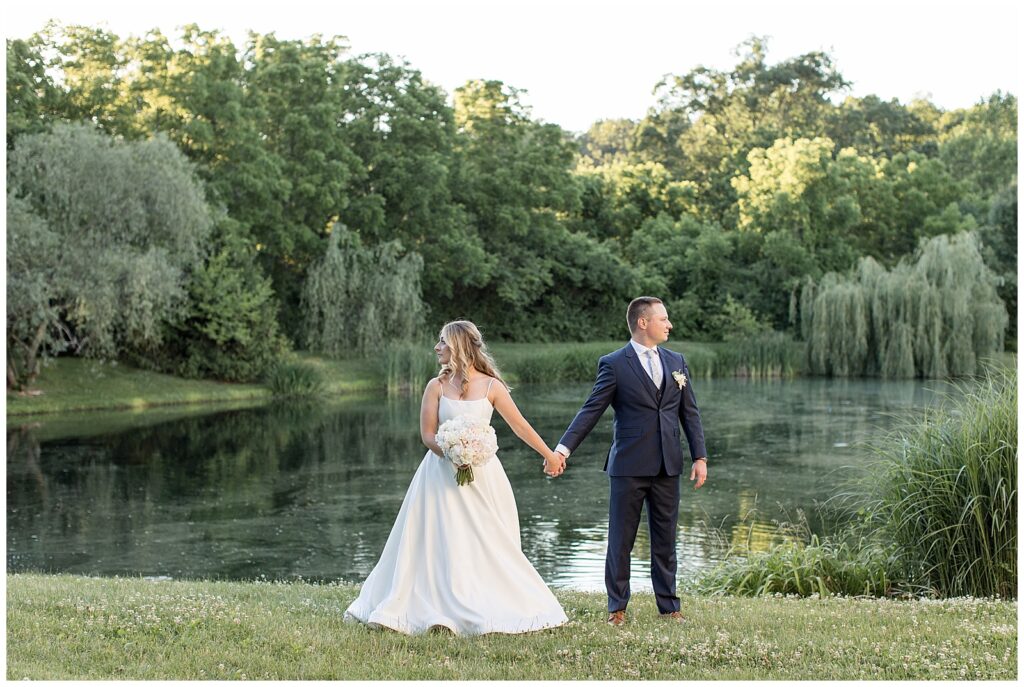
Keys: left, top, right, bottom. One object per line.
{"left": 344, "top": 386, "right": 569, "bottom": 635}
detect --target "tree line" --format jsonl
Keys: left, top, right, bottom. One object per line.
{"left": 6, "top": 24, "right": 1016, "bottom": 387}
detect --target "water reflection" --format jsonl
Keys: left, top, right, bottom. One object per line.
{"left": 7, "top": 378, "right": 956, "bottom": 591}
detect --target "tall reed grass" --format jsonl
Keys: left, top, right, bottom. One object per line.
{"left": 264, "top": 360, "right": 326, "bottom": 397}
{"left": 490, "top": 334, "right": 801, "bottom": 385}
{"left": 507, "top": 347, "right": 606, "bottom": 384}
{"left": 707, "top": 331, "right": 802, "bottom": 378}
{"left": 378, "top": 332, "right": 815, "bottom": 391}
{"left": 382, "top": 341, "right": 439, "bottom": 395}
{"left": 858, "top": 365, "right": 1017, "bottom": 597}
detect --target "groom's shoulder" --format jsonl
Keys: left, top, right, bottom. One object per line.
{"left": 670, "top": 348, "right": 690, "bottom": 366}
{"left": 602, "top": 344, "right": 632, "bottom": 363}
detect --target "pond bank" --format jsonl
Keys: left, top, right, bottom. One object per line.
{"left": 6, "top": 344, "right": 1012, "bottom": 418}
{"left": 5, "top": 354, "right": 378, "bottom": 417}
{"left": 6, "top": 573, "right": 1016, "bottom": 680}
{"left": 5, "top": 341, "right": 684, "bottom": 416}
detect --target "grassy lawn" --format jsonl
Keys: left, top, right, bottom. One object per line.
{"left": 5, "top": 353, "right": 380, "bottom": 417}
{"left": 6, "top": 358, "right": 271, "bottom": 416}
{"left": 6, "top": 573, "right": 1016, "bottom": 680}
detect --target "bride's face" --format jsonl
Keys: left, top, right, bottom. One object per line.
{"left": 434, "top": 336, "right": 451, "bottom": 365}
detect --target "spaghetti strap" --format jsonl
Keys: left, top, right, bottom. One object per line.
{"left": 486, "top": 378, "right": 495, "bottom": 394}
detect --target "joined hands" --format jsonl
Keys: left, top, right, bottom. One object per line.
{"left": 543, "top": 449, "right": 566, "bottom": 477}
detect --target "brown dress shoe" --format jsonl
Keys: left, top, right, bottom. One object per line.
{"left": 660, "top": 610, "right": 686, "bottom": 623}
{"left": 607, "top": 610, "right": 626, "bottom": 626}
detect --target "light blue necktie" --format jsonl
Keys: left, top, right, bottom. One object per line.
{"left": 645, "top": 349, "right": 661, "bottom": 388}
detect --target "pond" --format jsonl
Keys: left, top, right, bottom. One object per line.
{"left": 7, "top": 378, "right": 957, "bottom": 591}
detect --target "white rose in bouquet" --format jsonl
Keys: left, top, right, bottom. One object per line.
{"left": 434, "top": 416, "right": 498, "bottom": 486}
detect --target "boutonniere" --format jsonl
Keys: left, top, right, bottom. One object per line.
{"left": 672, "top": 370, "right": 687, "bottom": 389}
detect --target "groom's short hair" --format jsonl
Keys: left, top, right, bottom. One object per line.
{"left": 627, "top": 297, "right": 663, "bottom": 333}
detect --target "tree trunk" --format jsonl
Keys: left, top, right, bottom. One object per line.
{"left": 22, "top": 322, "right": 47, "bottom": 390}
{"left": 7, "top": 358, "right": 20, "bottom": 391}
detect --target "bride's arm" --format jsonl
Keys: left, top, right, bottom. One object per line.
{"left": 490, "top": 382, "right": 555, "bottom": 460}
{"left": 420, "top": 378, "right": 444, "bottom": 456}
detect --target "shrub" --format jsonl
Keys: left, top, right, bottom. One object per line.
{"left": 145, "top": 218, "right": 289, "bottom": 382}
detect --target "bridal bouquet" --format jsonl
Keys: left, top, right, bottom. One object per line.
{"left": 434, "top": 416, "right": 498, "bottom": 486}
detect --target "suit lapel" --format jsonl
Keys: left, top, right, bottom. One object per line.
{"left": 624, "top": 344, "right": 660, "bottom": 405}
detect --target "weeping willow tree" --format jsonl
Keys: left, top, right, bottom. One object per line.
{"left": 301, "top": 224, "right": 426, "bottom": 356}
{"left": 801, "top": 232, "right": 1007, "bottom": 378}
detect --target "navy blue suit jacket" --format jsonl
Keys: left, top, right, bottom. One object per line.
{"left": 558, "top": 343, "right": 707, "bottom": 477}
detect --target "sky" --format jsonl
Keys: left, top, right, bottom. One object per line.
{"left": 3, "top": 0, "right": 1021, "bottom": 133}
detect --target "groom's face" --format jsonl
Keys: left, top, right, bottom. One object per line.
{"left": 642, "top": 303, "right": 673, "bottom": 345}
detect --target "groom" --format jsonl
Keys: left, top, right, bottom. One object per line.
{"left": 551, "top": 297, "right": 707, "bottom": 625}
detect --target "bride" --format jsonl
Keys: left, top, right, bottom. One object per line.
{"left": 345, "top": 320, "right": 569, "bottom": 635}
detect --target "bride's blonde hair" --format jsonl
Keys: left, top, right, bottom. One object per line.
{"left": 439, "top": 320, "right": 508, "bottom": 397}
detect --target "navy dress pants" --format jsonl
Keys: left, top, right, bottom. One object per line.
{"left": 606, "top": 466, "right": 681, "bottom": 614}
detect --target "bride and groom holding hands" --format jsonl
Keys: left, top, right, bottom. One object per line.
{"left": 345, "top": 296, "right": 708, "bottom": 634}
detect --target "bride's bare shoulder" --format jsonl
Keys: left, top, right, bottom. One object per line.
{"left": 484, "top": 375, "right": 510, "bottom": 399}
{"left": 423, "top": 376, "right": 444, "bottom": 397}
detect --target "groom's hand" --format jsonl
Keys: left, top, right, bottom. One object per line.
{"left": 690, "top": 459, "right": 707, "bottom": 489}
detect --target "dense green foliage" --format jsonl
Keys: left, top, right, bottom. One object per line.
{"left": 6, "top": 123, "right": 212, "bottom": 388}
{"left": 977, "top": 185, "right": 1018, "bottom": 349}
{"left": 801, "top": 232, "right": 1007, "bottom": 378}
{"left": 150, "top": 219, "right": 290, "bottom": 382}
{"left": 6, "top": 26, "right": 1016, "bottom": 386}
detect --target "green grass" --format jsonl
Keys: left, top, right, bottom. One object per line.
{"left": 695, "top": 528, "right": 902, "bottom": 598}
{"left": 6, "top": 353, "right": 379, "bottom": 417}
{"left": 6, "top": 573, "right": 1016, "bottom": 680}
{"left": 711, "top": 331, "right": 803, "bottom": 378}
{"left": 5, "top": 357, "right": 272, "bottom": 416}
{"left": 691, "top": 506, "right": 911, "bottom": 599}
{"left": 5, "top": 341, "right": 704, "bottom": 413}
{"left": 287, "top": 352, "right": 379, "bottom": 395}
